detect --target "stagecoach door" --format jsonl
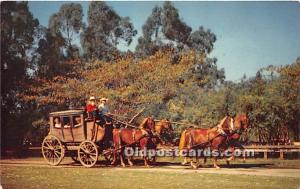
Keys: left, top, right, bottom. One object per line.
{"left": 61, "top": 116, "right": 74, "bottom": 142}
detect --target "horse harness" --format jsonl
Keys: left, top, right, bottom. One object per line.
{"left": 187, "top": 127, "right": 229, "bottom": 150}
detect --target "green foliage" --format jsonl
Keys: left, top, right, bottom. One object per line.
{"left": 1, "top": 1, "right": 40, "bottom": 148}
{"left": 81, "top": 1, "right": 137, "bottom": 61}
{"left": 136, "top": 2, "right": 216, "bottom": 58}
{"left": 49, "top": 3, "right": 83, "bottom": 58}
{"left": 230, "top": 59, "right": 300, "bottom": 142}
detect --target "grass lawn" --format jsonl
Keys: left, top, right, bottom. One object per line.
{"left": 156, "top": 157, "right": 300, "bottom": 169}
{"left": 1, "top": 165, "right": 300, "bottom": 189}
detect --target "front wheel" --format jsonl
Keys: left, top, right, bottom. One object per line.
{"left": 78, "top": 140, "right": 99, "bottom": 168}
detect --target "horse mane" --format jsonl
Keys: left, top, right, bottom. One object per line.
{"left": 235, "top": 114, "right": 249, "bottom": 129}
{"left": 155, "top": 119, "right": 167, "bottom": 127}
{"left": 216, "top": 116, "right": 228, "bottom": 128}
{"left": 139, "top": 118, "right": 149, "bottom": 129}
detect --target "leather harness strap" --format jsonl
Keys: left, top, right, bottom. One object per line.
{"left": 132, "top": 130, "right": 136, "bottom": 142}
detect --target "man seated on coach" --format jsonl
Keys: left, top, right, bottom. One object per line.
{"left": 98, "top": 97, "right": 112, "bottom": 125}
{"left": 86, "top": 96, "right": 98, "bottom": 119}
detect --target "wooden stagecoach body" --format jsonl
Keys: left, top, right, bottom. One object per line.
{"left": 42, "top": 110, "right": 112, "bottom": 168}
{"left": 49, "top": 110, "right": 105, "bottom": 143}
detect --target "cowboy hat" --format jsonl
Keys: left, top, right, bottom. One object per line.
{"left": 89, "top": 96, "right": 96, "bottom": 101}
{"left": 100, "top": 97, "right": 108, "bottom": 102}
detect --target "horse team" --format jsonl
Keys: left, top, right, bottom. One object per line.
{"left": 110, "top": 114, "right": 249, "bottom": 169}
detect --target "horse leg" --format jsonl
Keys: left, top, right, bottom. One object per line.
{"left": 226, "top": 147, "right": 235, "bottom": 165}
{"left": 128, "top": 155, "right": 134, "bottom": 166}
{"left": 190, "top": 160, "right": 197, "bottom": 169}
{"left": 151, "top": 147, "right": 156, "bottom": 165}
{"left": 111, "top": 151, "right": 117, "bottom": 165}
{"left": 153, "top": 156, "right": 156, "bottom": 164}
{"left": 242, "top": 149, "right": 246, "bottom": 162}
{"left": 182, "top": 149, "right": 191, "bottom": 165}
{"left": 213, "top": 156, "right": 220, "bottom": 169}
{"left": 190, "top": 155, "right": 198, "bottom": 169}
{"left": 144, "top": 155, "right": 150, "bottom": 167}
{"left": 195, "top": 155, "right": 201, "bottom": 168}
{"left": 182, "top": 157, "right": 189, "bottom": 165}
{"left": 143, "top": 146, "right": 151, "bottom": 168}
{"left": 120, "top": 148, "right": 126, "bottom": 167}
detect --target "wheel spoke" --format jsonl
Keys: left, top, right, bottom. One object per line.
{"left": 89, "top": 155, "right": 97, "bottom": 161}
{"left": 44, "top": 141, "right": 52, "bottom": 148}
{"left": 43, "top": 146, "right": 51, "bottom": 150}
{"left": 88, "top": 152, "right": 97, "bottom": 156}
{"left": 54, "top": 151, "right": 60, "bottom": 158}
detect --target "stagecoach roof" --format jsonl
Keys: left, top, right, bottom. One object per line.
{"left": 49, "top": 109, "right": 85, "bottom": 116}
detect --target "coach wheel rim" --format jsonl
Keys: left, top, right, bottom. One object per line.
{"left": 42, "top": 135, "right": 65, "bottom": 166}
{"left": 78, "top": 140, "right": 99, "bottom": 168}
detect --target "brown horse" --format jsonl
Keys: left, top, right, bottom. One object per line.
{"left": 225, "top": 114, "right": 250, "bottom": 164}
{"left": 111, "top": 117, "right": 156, "bottom": 167}
{"left": 179, "top": 116, "right": 234, "bottom": 169}
{"left": 148, "top": 119, "right": 174, "bottom": 163}
{"left": 112, "top": 118, "right": 173, "bottom": 167}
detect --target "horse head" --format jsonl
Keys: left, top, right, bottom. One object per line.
{"left": 155, "top": 119, "right": 173, "bottom": 135}
{"left": 232, "top": 114, "right": 250, "bottom": 134}
{"left": 139, "top": 116, "right": 156, "bottom": 131}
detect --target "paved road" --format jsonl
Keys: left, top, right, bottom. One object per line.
{"left": 1, "top": 159, "right": 300, "bottom": 178}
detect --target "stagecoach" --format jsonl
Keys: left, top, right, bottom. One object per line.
{"left": 41, "top": 110, "right": 114, "bottom": 167}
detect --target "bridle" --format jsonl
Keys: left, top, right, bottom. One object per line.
{"left": 230, "top": 118, "right": 248, "bottom": 135}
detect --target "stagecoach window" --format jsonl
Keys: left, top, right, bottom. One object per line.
{"left": 73, "top": 116, "right": 82, "bottom": 128}
{"left": 62, "top": 117, "right": 71, "bottom": 128}
{"left": 54, "top": 117, "right": 62, "bottom": 128}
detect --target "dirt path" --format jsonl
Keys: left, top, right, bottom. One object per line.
{"left": 2, "top": 159, "right": 300, "bottom": 178}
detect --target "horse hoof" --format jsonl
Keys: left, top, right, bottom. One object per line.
{"left": 182, "top": 160, "right": 189, "bottom": 165}
{"left": 191, "top": 163, "right": 198, "bottom": 169}
{"left": 215, "top": 166, "right": 221, "bottom": 169}
{"left": 121, "top": 164, "right": 126, "bottom": 167}
{"left": 226, "top": 160, "right": 230, "bottom": 166}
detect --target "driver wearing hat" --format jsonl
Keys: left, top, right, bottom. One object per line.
{"left": 98, "top": 98, "right": 109, "bottom": 115}
{"left": 98, "top": 97, "right": 112, "bottom": 124}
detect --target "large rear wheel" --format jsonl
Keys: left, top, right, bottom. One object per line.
{"left": 42, "top": 135, "right": 65, "bottom": 166}
{"left": 78, "top": 140, "right": 99, "bottom": 168}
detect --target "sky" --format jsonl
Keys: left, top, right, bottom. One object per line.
{"left": 28, "top": 1, "right": 300, "bottom": 81}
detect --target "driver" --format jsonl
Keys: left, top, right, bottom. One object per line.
{"left": 98, "top": 97, "right": 112, "bottom": 125}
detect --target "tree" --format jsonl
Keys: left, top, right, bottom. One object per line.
{"left": 192, "top": 57, "right": 225, "bottom": 88}
{"left": 48, "top": 3, "right": 83, "bottom": 59}
{"left": 135, "top": 6, "right": 163, "bottom": 57}
{"left": 161, "top": 1, "right": 192, "bottom": 44}
{"left": 1, "top": 1, "right": 39, "bottom": 149}
{"left": 136, "top": 2, "right": 216, "bottom": 58}
{"left": 187, "top": 26, "right": 216, "bottom": 54}
{"left": 81, "top": 1, "right": 137, "bottom": 60}
{"left": 35, "top": 28, "right": 65, "bottom": 78}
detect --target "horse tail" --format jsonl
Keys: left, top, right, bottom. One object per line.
{"left": 179, "top": 129, "right": 187, "bottom": 150}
